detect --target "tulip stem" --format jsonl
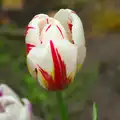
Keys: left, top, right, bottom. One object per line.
{"left": 56, "top": 91, "right": 68, "bottom": 120}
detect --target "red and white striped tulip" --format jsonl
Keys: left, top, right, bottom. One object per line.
{"left": 0, "top": 84, "right": 32, "bottom": 120}
{"left": 25, "top": 9, "right": 86, "bottom": 91}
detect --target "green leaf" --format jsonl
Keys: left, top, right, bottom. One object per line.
{"left": 93, "top": 103, "right": 98, "bottom": 120}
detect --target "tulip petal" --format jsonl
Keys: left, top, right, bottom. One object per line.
{"left": 27, "top": 39, "right": 77, "bottom": 90}
{"left": 25, "top": 14, "right": 49, "bottom": 47}
{"left": 54, "top": 9, "right": 85, "bottom": 46}
{"left": 54, "top": 9, "right": 86, "bottom": 70}
{"left": 0, "top": 105, "right": 4, "bottom": 112}
{"left": 40, "top": 18, "right": 69, "bottom": 45}
{"left": 66, "top": 9, "right": 85, "bottom": 46}
{"left": 0, "top": 84, "right": 32, "bottom": 120}
{"left": 0, "top": 113, "right": 8, "bottom": 120}
{"left": 77, "top": 45, "right": 86, "bottom": 70}
{"left": 0, "top": 96, "right": 22, "bottom": 109}
{"left": 18, "top": 99, "right": 32, "bottom": 120}
{"left": 66, "top": 9, "right": 86, "bottom": 69}
{"left": 26, "top": 55, "right": 38, "bottom": 80}
{"left": 27, "top": 44, "right": 53, "bottom": 88}
{"left": 0, "top": 90, "right": 3, "bottom": 97}
{"left": 0, "top": 96, "right": 16, "bottom": 107}
{"left": 0, "top": 96, "right": 23, "bottom": 120}
{"left": 54, "top": 9, "right": 73, "bottom": 42}
{"left": 0, "top": 84, "right": 21, "bottom": 102}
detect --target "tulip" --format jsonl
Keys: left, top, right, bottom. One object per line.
{"left": 25, "top": 9, "right": 86, "bottom": 91}
{"left": 0, "top": 84, "right": 32, "bottom": 120}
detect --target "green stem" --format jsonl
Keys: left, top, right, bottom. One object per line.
{"left": 56, "top": 91, "right": 69, "bottom": 120}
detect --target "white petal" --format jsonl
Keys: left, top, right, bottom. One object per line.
{"left": 25, "top": 14, "right": 49, "bottom": 46}
{"left": 0, "top": 96, "right": 16, "bottom": 107}
{"left": 52, "top": 39, "right": 78, "bottom": 77}
{"left": 0, "top": 113, "right": 8, "bottom": 120}
{"left": 18, "top": 98, "right": 32, "bottom": 120}
{"left": 26, "top": 54, "right": 38, "bottom": 80}
{"left": 0, "top": 84, "right": 20, "bottom": 102}
{"left": 66, "top": 9, "right": 85, "bottom": 46}
{"left": 27, "top": 18, "right": 70, "bottom": 87}
{"left": 27, "top": 44, "right": 53, "bottom": 88}
{"left": 54, "top": 9, "right": 71, "bottom": 34}
{"left": 77, "top": 45, "right": 86, "bottom": 71}
{"left": 55, "top": 9, "right": 86, "bottom": 70}
{"left": 0, "top": 85, "right": 32, "bottom": 120}
{"left": 54, "top": 9, "right": 85, "bottom": 46}
{"left": 40, "top": 18, "right": 68, "bottom": 45}
{"left": 27, "top": 39, "right": 78, "bottom": 88}
{"left": 0, "top": 96, "right": 22, "bottom": 109}
{"left": 0, "top": 96, "right": 23, "bottom": 120}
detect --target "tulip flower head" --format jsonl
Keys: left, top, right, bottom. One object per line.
{"left": 25, "top": 9, "right": 86, "bottom": 91}
{"left": 0, "top": 84, "right": 32, "bottom": 120}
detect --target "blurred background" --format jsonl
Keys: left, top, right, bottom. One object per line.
{"left": 0, "top": 0, "right": 120, "bottom": 120}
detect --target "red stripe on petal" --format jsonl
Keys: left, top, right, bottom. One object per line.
{"left": 50, "top": 42, "right": 63, "bottom": 88}
{"left": 72, "top": 11, "right": 76, "bottom": 14}
{"left": 45, "top": 24, "right": 51, "bottom": 32}
{"left": 37, "top": 65, "right": 54, "bottom": 88}
{"left": 68, "top": 23, "right": 73, "bottom": 32}
{"left": 25, "top": 26, "right": 34, "bottom": 36}
{"left": 40, "top": 41, "right": 43, "bottom": 44}
{"left": 71, "top": 40, "right": 74, "bottom": 44}
{"left": 0, "top": 91, "right": 3, "bottom": 96}
{"left": 46, "top": 18, "right": 49, "bottom": 24}
{"left": 38, "top": 66, "right": 52, "bottom": 81}
{"left": 37, "top": 41, "right": 72, "bottom": 90}
{"left": 26, "top": 43, "right": 35, "bottom": 54}
{"left": 56, "top": 25, "right": 64, "bottom": 39}
{"left": 33, "top": 15, "right": 39, "bottom": 19}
